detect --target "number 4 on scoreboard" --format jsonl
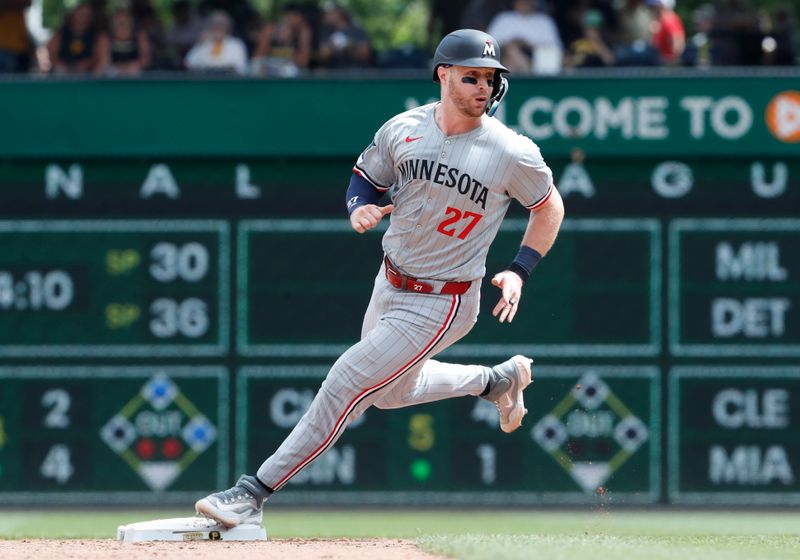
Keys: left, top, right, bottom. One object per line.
{"left": 40, "top": 444, "right": 74, "bottom": 484}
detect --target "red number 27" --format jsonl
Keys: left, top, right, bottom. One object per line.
{"left": 436, "top": 207, "right": 483, "bottom": 240}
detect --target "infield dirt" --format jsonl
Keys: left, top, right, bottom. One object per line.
{"left": 0, "top": 538, "right": 443, "bottom": 559}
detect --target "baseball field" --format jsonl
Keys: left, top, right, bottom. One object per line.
{"left": 1, "top": 509, "right": 799, "bottom": 559}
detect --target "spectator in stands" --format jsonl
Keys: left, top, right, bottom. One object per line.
{"left": 682, "top": 3, "right": 717, "bottom": 67}
{"left": 613, "top": 0, "right": 659, "bottom": 65}
{"left": 460, "top": 0, "right": 506, "bottom": 31}
{"left": 591, "top": 0, "right": 619, "bottom": 42}
{"left": 0, "top": 0, "right": 32, "bottom": 73}
{"left": 185, "top": 9, "right": 248, "bottom": 75}
{"left": 88, "top": 0, "right": 109, "bottom": 33}
{"left": 555, "top": 0, "right": 618, "bottom": 46}
{"left": 487, "top": 0, "right": 563, "bottom": 75}
{"left": 561, "top": 5, "right": 615, "bottom": 68}
{"left": 317, "top": 4, "right": 372, "bottom": 70}
{"left": 165, "top": 0, "right": 206, "bottom": 68}
{"left": 429, "top": 0, "right": 466, "bottom": 39}
{"left": 199, "top": 0, "right": 259, "bottom": 49}
{"left": 646, "top": 0, "right": 685, "bottom": 64}
{"left": 47, "top": 2, "right": 102, "bottom": 75}
{"left": 555, "top": 1, "right": 584, "bottom": 48}
{"left": 762, "top": 3, "right": 796, "bottom": 66}
{"left": 96, "top": 7, "right": 150, "bottom": 76}
{"left": 707, "top": 0, "right": 763, "bottom": 65}
{"left": 131, "top": 0, "right": 168, "bottom": 69}
{"left": 252, "top": 3, "right": 312, "bottom": 77}
{"left": 617, "top": 0, "right": 653, "bottom": 45}
{"left": 240, "top": 12, "right": 265, "bottom": 60}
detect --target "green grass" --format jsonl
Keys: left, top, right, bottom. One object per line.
{"left": 1, "top": 510, "right": 800, "bottom": 559}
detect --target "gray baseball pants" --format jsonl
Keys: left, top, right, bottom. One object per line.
{"left": 256, "top": 262, "right": 492, "bottom": 490}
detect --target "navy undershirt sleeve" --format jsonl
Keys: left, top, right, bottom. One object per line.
{"left": 346, "top": 172, "right": 383, "bottom": 215}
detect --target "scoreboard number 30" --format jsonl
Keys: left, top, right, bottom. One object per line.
{"left": 149, "top": 242, "right": 209, "bottom": 283}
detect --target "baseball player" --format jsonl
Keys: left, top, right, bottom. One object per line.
{"left": 196, "top": 28, "right": 564, "bottom": 527}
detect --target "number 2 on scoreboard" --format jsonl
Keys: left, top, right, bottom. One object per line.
{"left": 436, "top": 207, "right": 483, "bottom": 240}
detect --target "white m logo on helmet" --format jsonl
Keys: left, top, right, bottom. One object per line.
{"left": 483, "top": 41, "right": 496, "bottom": 57}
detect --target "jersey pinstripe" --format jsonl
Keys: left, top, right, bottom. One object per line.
{"left": 354, "top": 102, "right": 553, "bottom": 281}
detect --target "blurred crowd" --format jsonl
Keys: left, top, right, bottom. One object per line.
{"left": 0, "top": 0, "right": 796, "bottom": 77}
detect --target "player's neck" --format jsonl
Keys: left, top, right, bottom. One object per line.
{"left": 435, "top": 102, "right": 484, "bottom": 137}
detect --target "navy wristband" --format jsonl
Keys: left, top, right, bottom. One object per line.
{"left": 508, "top": 245, "right": 542, "bottom": 283}
{"left": 346, "top": 172, "right": 382, "bottom": 216}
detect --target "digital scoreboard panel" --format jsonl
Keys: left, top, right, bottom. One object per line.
{"left": 238, "top": 219, "right": 660, "bottom": 358}
{"left": 669, "top": 367, "right": 800, "bottom": 505}
{"left": 0, "top": 366, "right": 228, "bottom": 504}
{"left": 0, "top": 221, "right": 229, "bottom": 357}
{"left": 0, "top": 213, "right": 794, "bottom": 505}
{"left": 237, "top": 365, "right": 660, "bottom": 505}
{"left": 1, "top": 71, "right": 798, "bottom": 507}
{"left": 669, "top": 219, "right": 800, "bottom": 357}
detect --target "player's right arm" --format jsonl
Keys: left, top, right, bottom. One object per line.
{"left": 347, "top": 173, "right": 394, "bottom": 233}
{"left": 346, "top": 120, "right": 398, "bottom": 234}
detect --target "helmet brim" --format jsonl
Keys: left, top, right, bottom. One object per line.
{"left": 432, "top": 59, "right": 509, "bottom": 83}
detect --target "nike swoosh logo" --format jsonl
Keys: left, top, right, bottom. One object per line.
{"left": 405, "top": 136, "right": 423, "bottom": 143}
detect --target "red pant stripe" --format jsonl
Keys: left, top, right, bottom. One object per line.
{"left": 273, "top": 294, "right": 460, "bottom": 490}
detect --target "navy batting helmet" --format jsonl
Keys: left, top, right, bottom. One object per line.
{"left": 432, "top": 29, "right": 510, "bottom": 116}
{"left": 432, "top": 29, "right": 508, "bottom": 82}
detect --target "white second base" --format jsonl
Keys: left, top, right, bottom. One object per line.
{"left": 116, "top": 517, "right": 267, "bottom": 542}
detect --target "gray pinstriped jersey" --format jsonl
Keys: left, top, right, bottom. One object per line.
{"left": 354, "top": 102, "right": 554, "bottom": 282}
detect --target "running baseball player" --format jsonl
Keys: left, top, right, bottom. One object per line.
{"left": 196, "top": 28, "right": 564, "bottom": 527}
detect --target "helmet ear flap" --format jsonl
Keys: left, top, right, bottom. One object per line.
{"left": 485, "top": 74, "right": 508, "bottom": 117}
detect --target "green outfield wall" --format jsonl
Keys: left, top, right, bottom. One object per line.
{"left": 0, "top": 72, "right": 798, "bottom": 506}
{"left": 3, "top": 72, "right": 799, "bottom": 158}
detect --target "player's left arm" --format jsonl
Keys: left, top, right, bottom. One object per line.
{"left": 492, "top": 186, "right": 564, "bottom": 322}
{"left": 492, "top": 139, "right": 564, "bottom": 323}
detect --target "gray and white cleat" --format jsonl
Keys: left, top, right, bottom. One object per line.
{"left": 481, "top": 355, "right": 533, "bottom": 433}
{"left": 195, "top": 474, "right": 269, "bottom": 528}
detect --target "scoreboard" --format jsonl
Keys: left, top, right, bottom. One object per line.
{"left": 0, "top": 221, "right": 229, "bottom": 357}
{"left": 0, "top": 366, "right": 228, "bottom": 504}
{"left": 238, "top": 365, "right": 659, "bottom": 505}
{"left": 0, "top": 214, "right": 666, "bottom": 505}
{"left": 1, "top": 72, "right": 799, "bottom": 505}
{"left": 669, "top": 220, "right": 800, "bottom": 356}
{"left": 0, "top": 215, "right": 797, "bottom": 505}
{"left": 0, "top": 168, "right": 796, "bottom": 505}
{"left": 237, "top": 219, "right": 660, "bottom": 357}
{"left": 670, "top": 368, "right": 800, "bottom": 505}
{"left": 0, "top": 216, "right": 667, "bottom": 504}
